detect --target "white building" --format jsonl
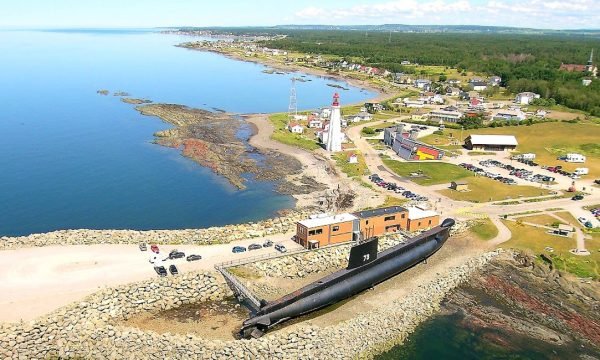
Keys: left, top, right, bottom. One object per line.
{"left": 348, "top": 111, "right": 373, "bottom": 123}
{"left": 515, "top": 92, "right": 540, "bottom": 105}
{"left": 402, "top": 98, "right": 425, "bottom": 108}
{"left": 582, "top": 79, "right": 592, "bottom": 86}
{"left": 308, "top": 117, "right": 323, "bottom": 128}
{"left": 325, "top": 93, "right": 343, "bottom": 152}
{"left": 492, "top": 109, "right": 526, "bottom": 121}
{"left": 428, "top": 110, "right": 463, "bottom": 123}
{"left": 288, "top": 123, "right": 304, "bottom": 134}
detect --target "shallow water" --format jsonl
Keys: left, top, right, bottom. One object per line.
{"left": 0, "top": 29, "right": 375, "bottom": 236}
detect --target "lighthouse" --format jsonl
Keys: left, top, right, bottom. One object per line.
{"left": 326, "top": 93, "right": 343, "bottom": 152}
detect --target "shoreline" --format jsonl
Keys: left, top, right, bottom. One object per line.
{"left": 181, "top": 44, "right": 392, "bottom": 107}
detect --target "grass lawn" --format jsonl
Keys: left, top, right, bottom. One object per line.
{"left": 438, "top": 176, "right": 552, "bottom": 203}
{"left": 269, "top": 113, "right": 321, "bottom": 151}
{"left": 502, "top": 220, "right": 600, "bottom": 279}
{"left": 332, "top": 151, "right": 369, "bottom": 178}
{"left": 462, "top": 121, "right": 600, "bottom": 177}
{"left": 469, "top": 218, "right": 498, "bottom": 241}
{"left": 518, "top": 214, "right": 564, "bottom": 227}
{"left": 381, "top": 195, "right": 408, "bottom": 207}
{"left": 382, "top": 160, "right": 472, "bottom": 186}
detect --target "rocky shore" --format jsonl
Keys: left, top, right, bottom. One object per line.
{"left": 0, "top": 209, "right": 312, "bottom": 250}
{"left": 439, "top": 251, "right": 600, "bottom": 353}
{"left": 133, "top": 103, "right": 326, "bottom": 195}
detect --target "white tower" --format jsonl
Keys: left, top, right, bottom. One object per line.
{"left": 326, "top": 93, "right": 343, "bottom": 152}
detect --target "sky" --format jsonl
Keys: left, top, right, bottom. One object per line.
{"left": 0, "top": 0, "right": 598, "bottom": 30}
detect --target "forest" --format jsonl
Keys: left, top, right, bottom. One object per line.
{"left": 254, "top": 31, "right": 599, "bottom": 116}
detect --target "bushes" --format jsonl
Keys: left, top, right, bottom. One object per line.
{"left": 362, "top": 127, "right": 376, "bottom": 135}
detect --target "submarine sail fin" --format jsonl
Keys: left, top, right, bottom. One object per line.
{"left": 347, "top": 237, "right": 378, "bottom": 270}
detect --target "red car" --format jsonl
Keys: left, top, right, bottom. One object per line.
{"left": 150, "top": 244, "right": 159, "bottom": 253}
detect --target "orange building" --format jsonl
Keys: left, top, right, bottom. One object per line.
{"left": 407, "top": 207, "right": 440, "bottom": 231}
{"left": 352, "top": 206, "right": 409, "bottom": 239}
{"left": 296, "top": 213, "right": 358, "bottom": 249}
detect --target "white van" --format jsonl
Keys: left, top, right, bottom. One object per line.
{"left": 565, "top": 153, "right": 586, "bottom": 163}
{"left": 574, "top": 168, "right": 589, "bottom": 175}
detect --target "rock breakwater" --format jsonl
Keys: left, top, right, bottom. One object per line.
{"left": 0, "top": 210, "right": 312, "bottom": 250}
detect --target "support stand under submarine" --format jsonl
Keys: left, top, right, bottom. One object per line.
{"left": 240, "top": 218, "right": 455, "bottom": 339}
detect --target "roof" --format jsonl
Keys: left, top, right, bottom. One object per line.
{"left": 430, "top": 110, "right": 463, "bottom": 117}
{"left": 560, "top": 64, "right": 587, "bottom": 72}
{"left": 288, "top": 122, "right": 302, "bottom": 128}
{"left": 407, "top": 207, "right": 438, "bottom": 220}
{"left": 353, "top": 206, "right": 407, "bottom": 219}
{"left": 298, "top": 213, "right": 358, "bottom": 228}
{"left": 467, "top": 134, "right": 518, "bottom": 146}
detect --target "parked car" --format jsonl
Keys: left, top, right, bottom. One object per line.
{"left": 248, "top": 243, "right": 262, "bottom": 251}
{"left": 169, "top": 264, "right": 179, "bottom": 275}
{"left": 154, "top": 266, "right": 167, "bottom": 277}
{"left": 263, "top": 240, "right": 273, "bottom": 247}
{"left": 168, "top": 249, "right": 185, "bottom": 259}
{"left": 572, "top": 195, "right": 584, "bottom": 201}
{"left": 584, "top": 221, "right": 593, "bottom": 229}
{"left": 139, "top": 243, "right": 147, "bottom": 251}
{"left": 186, "top": 254, "right": 202, "bottom": 262}
{"left": 232, "top": 246, "right": 247, "bottom": 253}
{"left": 275, "top": 244, "right": 287, "bottom": 253}
{"left": 150, "top": 244, "right": 159, "bottom": 254}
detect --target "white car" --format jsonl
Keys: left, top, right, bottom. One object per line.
{"left": 578, "top": 217, "right": 588, "bottom": 224}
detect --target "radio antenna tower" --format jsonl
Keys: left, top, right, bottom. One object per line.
{"left": 288, "top": 78, "right": 297, "bottom": 119}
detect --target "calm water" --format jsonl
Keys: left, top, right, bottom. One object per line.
{"left": 0, "top": 29, "right": 375, "bottom": 236}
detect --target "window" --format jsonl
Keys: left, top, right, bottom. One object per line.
{"left": 428, "top": 220, "right": 432, "bottom": 225}
{"left": 332, "top": 226, "right": 339, "bottom": 231}
{"left": 401, "top": 213, "right": 405, "bottom": 218}
{"left": 384, "top": 216, "right": 395, "bottom": 221}
{"left": 418, "top": 222, "right": 422, "bottom": 226}
{"left": 366, "top": 220, "right": 369, "bottom": 225}
{"left": 309, "top": 228, "right": 323, "bottom": 236}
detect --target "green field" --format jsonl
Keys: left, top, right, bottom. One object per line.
{"left": 502, "top": 220, "right": 600, "bottom": 279}
{"left": 518, "top": 213, "right": 565, "bottom": 227}
{"left": 269, "top": 113, "right": 321, "bottom": 151}
{"left": 469, "top": 218, "right": 498, "bottom": 241}
{"left": 438, "top": 177, "right": 553, "bottom": 203}
{"left": 332, "top": 151, "right": 369, "bottom": 178}
{"left": 382, "top": 160, "right": 471, "bottom": 185}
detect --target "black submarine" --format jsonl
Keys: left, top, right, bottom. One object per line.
{"left": 240, "top": 218, "right": 455, "bottom": 338}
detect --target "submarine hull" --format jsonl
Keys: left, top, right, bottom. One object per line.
{"left": 240, "top": 218, "right": 455, "bottom": 338}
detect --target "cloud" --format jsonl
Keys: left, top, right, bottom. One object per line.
{"left": 293, "top": 0, "right": 599, "bottom": 29}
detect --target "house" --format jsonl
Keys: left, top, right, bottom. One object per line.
{"left": 414, "top": 79, "right": 432, "bottom": 89}
{"left": 288, "top": 123, "right": 304, "bottom": 134}
{"left": 292, "top": 114, "right": 308, "bottom": 121}
{"left": 349, "top": 111, "right": 373, "bottom": 123}
{"left": 582, "top": 79, "right": 592, "bottom": 86}
{"left": 308, "top": 117, "right": 323, "bottom": 128}
{"left": 469, "top": 98, "right": 483, "bottom": 107}
{"left": 447, "top": 79, "right": 461, "bottom": 86}
{"left": 403, "top": 98, "right": 425, "bottom": 108}
{"left": 535, "top": 109, "right": 548, "bottom": 118}
{"left": 428, "top": 110, "right": 463, "bottom": 123}
{"left": 348, "top": 153, "right": 358, "bottom": 164}
{"left": 407, "top": 206, "right": 440, "bottom": 231}
{"left": 364, "top": 102, "right": 384, "bottom": 113}
{"left": 515, "top": 92, "right": 540, "bottom": 105}
{"left": 464, "top": 134, "right": 518, "bottom": 152}
{"left": 401, "top": 60, "right": 411, "bottom": 65}
{"left": 450, "top": 181, "right": 469, "bottom": 192}
{"left": 488, "top": 76, "right": 502, "bottom": 86}
{"left": 492, "top": 109, "right": 526, "bottom": 121}
{"left": 394, "top": 73, "right": 413, "bottom": 84}
{"left": 469, "top": 81, "right": 488, "bottom": 91}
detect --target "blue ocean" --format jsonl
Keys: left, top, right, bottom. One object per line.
{"left": 0, "top": 29, "right": 375, "bottom": 236}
